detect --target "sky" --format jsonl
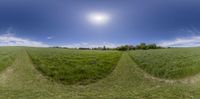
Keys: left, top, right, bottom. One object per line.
{"left": 1, "top": 0, "right": 200, "bottom": 47}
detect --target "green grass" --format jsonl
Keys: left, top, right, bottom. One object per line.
{"left": 0, "top": 47, "right": 19, "bottom": 72}
{"left": 1, "top": 47, "right": 200, "bottom": 98}
{"left": 26, "top": 47, "right": 122, "bottom": 84}
{"left": 129, "top": 48, "right": 200, "bottom": 79}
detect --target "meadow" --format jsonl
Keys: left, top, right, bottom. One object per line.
{"left": 1, "top": 47, "right": 200, "bottom": 98}
{"left": 0, "top": 47, "right": 19, "bottom": 72}
{"left": 129, "top": 48, "right": 200, "bottom": 79}
{"left": 26, "top": 48, "right": 122, "bottom": 84}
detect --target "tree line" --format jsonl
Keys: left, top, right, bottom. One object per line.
{"left": 116, "top": 43, "right": 162, "bottom": 51}
{"left": 51, "top": 43, "right": 162, "bottom": 51}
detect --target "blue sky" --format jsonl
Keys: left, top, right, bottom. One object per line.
{"left": 1, "top": 0, "right": 200, "bottom": 47}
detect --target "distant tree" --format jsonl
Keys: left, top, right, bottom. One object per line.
{"left": 136, "top": 43, "right": 148, "bottom": 50}
{"left": 129, "top": 45, "right": 136, "bottom": 50}
{"left": 116, "top": 45, "right": 135, "bottom": 51}
{"left": 136, "top": 43, "right": 164, "bottom": 50}
{"left": 167, "top": 47, "right": 171, "bottom": 49}
{"left": 103, "top": 46, "right": 106, "bottom": 50}
{"left": 147, "top": 43, "right": 157, "bottom": 49}
{"left": 52, "top": 46, "right": 61, "bottom": 48}
{"left": 79, "top": 48, "right": 90, "bottom": 50}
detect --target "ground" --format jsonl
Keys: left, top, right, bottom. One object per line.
{"left": 0, "top": 49, "right": 200, "bottom": 99}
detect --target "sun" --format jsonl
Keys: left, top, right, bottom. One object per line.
{"left": 88, "top": 13, "right": 110, "bottom": 25}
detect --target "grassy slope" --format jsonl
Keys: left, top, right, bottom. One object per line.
{"left": 0, "top": 48, "right": 200, "bottom": 99}
{"left": 129, "top": 48, "right": 200, "bottom": 79}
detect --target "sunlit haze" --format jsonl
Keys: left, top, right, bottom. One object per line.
{"left": 88, "top": 13, "right": 110, "bottom": 25}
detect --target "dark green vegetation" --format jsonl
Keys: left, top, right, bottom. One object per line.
{"left": 129, "top": 48, "right": 200, "bottom": 79}
{"left": 117, "top": 43, "right": 162, "bottom": 51}
{"left": 26, "top": 48, "right": 122, "bottom": 84}
{"left": 0, "top": 47, "right": 18, "bottom": 72}
{"left": 1, "top": 47, "right": 200, "bottom": 99}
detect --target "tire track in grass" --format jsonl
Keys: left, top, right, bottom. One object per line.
{"left": 143, "top": 71, "right": 200, "bottom": 84}
{"left": 77, "top": 52, "right": 151, "bottom": 98}
{"left": 0, "top": 65, "right": 14, "bottom": 86}
{"left": 0, "top": 49, "right": 72, "bottom": 98}
{"left": 1, "top": 49, "right": 199, "bottom": 98}
{"left": 0, "top": 48, "right": 126, "bottom": 98}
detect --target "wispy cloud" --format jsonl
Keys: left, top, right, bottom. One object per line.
{"left": 158, "top": 27, "right": 200, "bottom": 47}
{"left": 47, "top": 36, "right": 53, "bottom": 40}
{"left": 0, "top": 33, "right": 49, "bottom": 47}
{"left": 61, "top": 42, "right": 122, "bottom": 48}
{"left": 158, "top": 36, "right": 200, "bottom": 47}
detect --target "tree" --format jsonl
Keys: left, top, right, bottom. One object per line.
{"left": 116, "top": 45, "right": 135, "bottom": 51}
{"left": 147, "top": 43, "right": 157, "bottom": 49}
{"left": 103, "top": 46, "right": 106, "bottom": 50}
{"left": 116, "top": 43, "right": 162, "bottom": 51}
{"left": 136, "top": 43, "right": 148, "bottom": 50}
{"left": 140, "top": 43, "right": 147, "bottom": 49}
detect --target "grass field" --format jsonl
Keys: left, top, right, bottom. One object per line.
{"left": 0, "top": 47, "right": 19, "bottom": 72}
{"left": 1, "top": 47, "right": 200, "bottom": 99}
{"left": 26, "top": 48, "right": 122, "bottom": 84}
{"left": 129, "top": 48, "right": 200, "bottom": 79}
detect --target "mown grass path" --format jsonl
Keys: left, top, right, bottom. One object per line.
{"left": 0, "top": 49, "right": 200, "bottom": 99}
{"left": 0, "top": 49, "right": 71, "bottom": 99}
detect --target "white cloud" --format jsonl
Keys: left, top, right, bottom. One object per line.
{"left": 158, "top": 36, "right": 200, "bottom": 47}
{"left": 47, "top": 36, "right": 53, "bottom": 40}
{"left": 0, "top": 33, "right": 49, "bottom": 47}
{"left": 61, "top": 42, "right": 122, "bottom": 48}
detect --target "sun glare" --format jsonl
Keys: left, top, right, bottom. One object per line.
{"left": 88, "top": 13, "right": 110, "bottom": 25}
